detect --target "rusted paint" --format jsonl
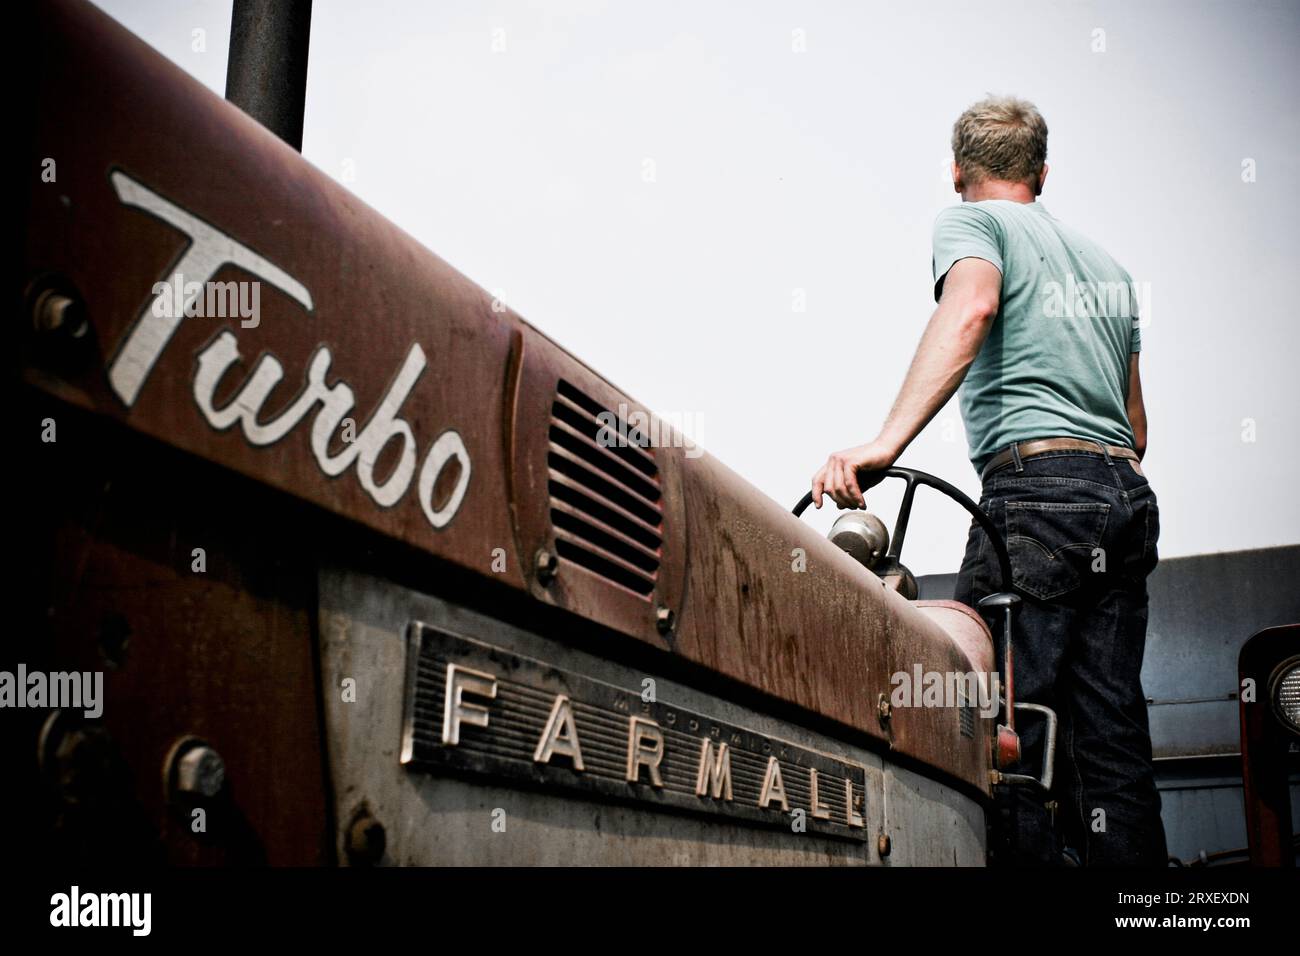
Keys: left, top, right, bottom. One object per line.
{"left": 21, "top": 407, "right": 331, "bottom": 864}
{"left": 19, "top": 0, "right": 993, "bottom": 804}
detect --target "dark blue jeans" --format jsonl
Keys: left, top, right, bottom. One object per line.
{"left": 955, "top": 449, "right": 1169, "bottom": 867}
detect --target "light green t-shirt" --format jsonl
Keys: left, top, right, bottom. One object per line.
{"left": 931, "top": 200, "right": 1141, "bottom": 473}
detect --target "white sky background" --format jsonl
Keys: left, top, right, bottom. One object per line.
{"left": 93, "top": 0, "right": 1300, "bottom": 576}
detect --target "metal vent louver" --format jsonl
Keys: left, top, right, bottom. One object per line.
{"left": 547, "top": 380, "right": 662, "bottom": 596}
{"left": 957, "top": 689, "right": 976, "bottom": 739}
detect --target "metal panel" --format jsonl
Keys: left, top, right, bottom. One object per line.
{"left": 508, "top": 333, "right": 689, "bottom": 648}
{"left": 1143, "top": 546, "right": 1300, "bottom": 757}
{"left": 318, "top": 567, "right": 987, "bottom": 865}
{"left": 10, "top": 395, "right": 331, "bottom": 865}
{"left": 20, "top": 0, "right": 996, "bottom": 799}
{"left": 401, "top": 624, "right": 870, "bottom": 840}
{"left": 22, "top": 0, "right": 523, "bottom": 596}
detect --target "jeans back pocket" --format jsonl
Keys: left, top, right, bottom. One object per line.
{"left": 1005, "top": 501, "right": 1111, "bottom": 601}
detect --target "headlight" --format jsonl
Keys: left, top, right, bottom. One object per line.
{"left": 1269, "top": 657, "right": 1300, "bottom": 735}
{"left": 827, "top": 511, "right": 890, "bottom": 571}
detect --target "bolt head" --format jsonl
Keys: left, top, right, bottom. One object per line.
{"left": 347, "top": 814, "right": 386, "bottom": 865}
{"left": 534, "top": 549, "right": 558, "bottom": 585}
{"left": 176, "top": 745, "right": 225, "bottom": 798}
{"left": 33, "top": 290, "right": 87, "bottom": 338}
{"left": 655, "top": 605, "right": 675, "bottom": 634}
{"left": 878, "top": 833, "right": 892, "bottom": 858}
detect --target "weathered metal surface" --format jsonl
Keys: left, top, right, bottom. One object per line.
{"left": 20, "top": 0, "right": 994, "bottom": 800}
{"left": 672, "top": 456, "right": 995, "bottom": 792}
{"left": 317, "top": 568, "right": 986, "bottom": 865}
{"left": 507, "top": 329, "right": 689, "bottom": 649}
{"left": 13, "top": 395, "right": 331, "bottom": 864}
{"left": 882, "top": 763, "right": 988, "bottom": 866}
{"left": 401, "top": 624, "right": 870, "bottom": 841}
{"left": 225, "top": 0, "right": 313, "bottom": 150}
{"left": 914, "top": 601, "right": 997, "bottom": 677}
{"left": 24, "top": 0, "right": 521, "bottom": 605}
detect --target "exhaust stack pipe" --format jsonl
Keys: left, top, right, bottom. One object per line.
{"left": 225, "top": 0, "right": 313, "bottom": 151}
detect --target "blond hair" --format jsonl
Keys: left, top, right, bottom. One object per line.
{"left": 951, "top": 95, "right": 1048, "bottom": 186}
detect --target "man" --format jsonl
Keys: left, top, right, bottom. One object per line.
{"left": 810, "top": 95, "right": 1167, "bottom": 867}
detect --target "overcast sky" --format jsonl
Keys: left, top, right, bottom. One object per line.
{"left": 92, "top": 0, "right": 1299, "bottom": 575}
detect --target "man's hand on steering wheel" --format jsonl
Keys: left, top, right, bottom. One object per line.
{"left": 810, "top": 439, "right": 899, "bottom": 510}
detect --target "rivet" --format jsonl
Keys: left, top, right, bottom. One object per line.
{"left": 32, "top": 288, "right": 87, "bottom": 338}
{"left": 176, "top": 745, "right": 226, "bottom": 798}
{"left": 347, "top": 812, "right": 386, "bottom": 866}
{"left": 534, "top": 549, "right": 559, "bottom": 586}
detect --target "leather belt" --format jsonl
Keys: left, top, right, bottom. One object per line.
{"left": 981, "top": 437, "right": 1142, "bottom": 482}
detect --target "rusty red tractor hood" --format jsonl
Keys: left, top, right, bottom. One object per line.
{"left": 19, "top": 0, "right": 995, "bottom": 798}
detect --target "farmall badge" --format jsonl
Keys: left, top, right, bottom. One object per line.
{"left": 401, "top": 624, "right": 870, "bottom": 840}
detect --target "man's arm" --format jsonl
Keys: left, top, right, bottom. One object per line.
{"left": 811, "top": 257, "right": 1001, "bottom": 509}
{"left": 1126, "top": 351, "right": 1147, "bottom": 461}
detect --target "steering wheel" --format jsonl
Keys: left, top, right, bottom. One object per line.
{"left": 794, "top": 466, "right": 1055, "bottom": 793}
{"left": 792, "top": 466, "right": 1012, "bottom": 593}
